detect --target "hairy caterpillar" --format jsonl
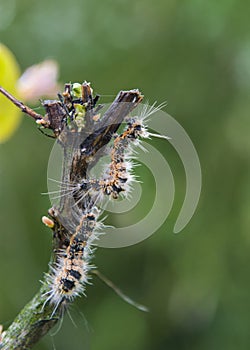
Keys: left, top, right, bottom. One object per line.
{"left": 43, "top": 207, "right": 101, "bottom": 315}
{"left": 73, "top": 102, "right": 169, "bottom": 203}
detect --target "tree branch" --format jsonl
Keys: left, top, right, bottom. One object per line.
{"left": 0, "top": 85, "right": 143, "bottom": 349}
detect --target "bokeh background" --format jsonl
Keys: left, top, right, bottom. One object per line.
{"left": 0, "top": 0, "right": 249, "bottom": 349}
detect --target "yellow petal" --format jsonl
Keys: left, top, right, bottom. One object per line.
{"left": 0, "top": 43, "right": 21, "bottom": 143}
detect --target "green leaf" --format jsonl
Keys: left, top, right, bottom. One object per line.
{"left": 0, "top": 43, "right": 21, "bottom": 143}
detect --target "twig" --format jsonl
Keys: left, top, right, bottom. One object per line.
{"left": 0, "top": 86, "right": 44, "bottom": 121}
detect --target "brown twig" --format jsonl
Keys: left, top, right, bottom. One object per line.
{"left": 0, "top": 86, "right": 44, "bottom": 121}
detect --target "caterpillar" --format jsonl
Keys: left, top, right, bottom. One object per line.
{"left": 74, "top": 103, "right": 169, "bottom": 203}
{"left": 43, "top": 207, "right": 101, "bottom": 315}
{"left": 47, "top": 102, "right": 168, "bottom": 206}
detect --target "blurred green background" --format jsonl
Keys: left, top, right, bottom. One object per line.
{"left": 0, "top": 0, "right": 249, "bottom": 349}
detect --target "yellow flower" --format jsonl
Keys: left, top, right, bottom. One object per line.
{"left": 0, "top": 43, "right": 20, "bottom": 143}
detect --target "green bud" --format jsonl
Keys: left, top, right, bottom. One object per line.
{"left": 71, "top": 83, "right": 82, "bottom": 98}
